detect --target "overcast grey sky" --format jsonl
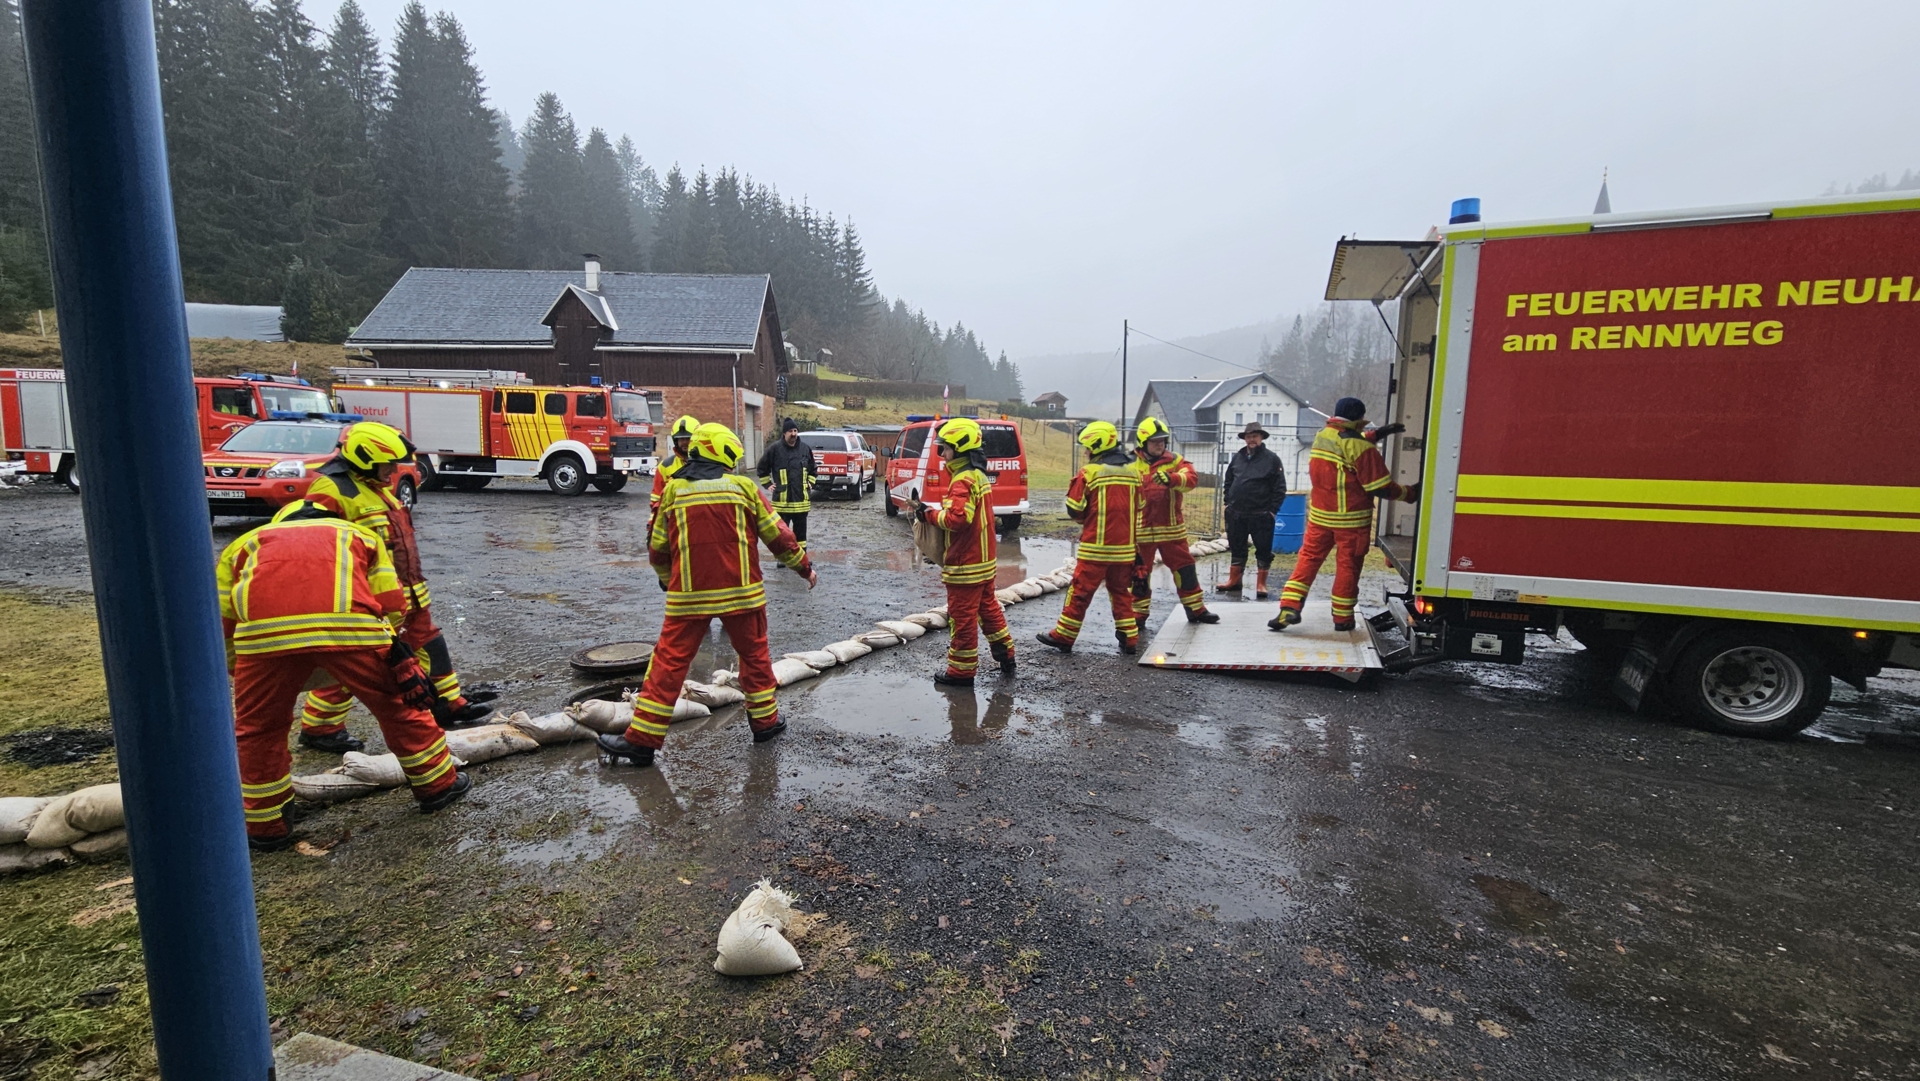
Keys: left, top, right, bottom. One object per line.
{"left": 323, "top": 0, "right": 1920, "bottom": 360}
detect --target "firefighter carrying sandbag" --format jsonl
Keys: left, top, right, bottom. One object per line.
{"left": 1037, "top": 421, "right": 1143, "bottom": 655}
{"left": 218, "top": 496, "right": 470, "bottom": 851}
{"left": 649, "top": 414, "right": 700, "bottom": 515}
{"left": 599, "top": 422, "right": 817, "bottom": 767}
{"left": 297, "top": 422, "right": 495, "bottom": 751}
{"left": 1271, "top": 397, "right": 1417, "bottom": 632}
{"left": 913, "top": 418, "right": 1016, "bottom": 687}
{"left": 1130, "top": 417, "right": 1219, "bottom": 628}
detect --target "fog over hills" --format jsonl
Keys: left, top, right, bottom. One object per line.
{"left": 1013, "top": 316, "right": 1295, "bottom": 421}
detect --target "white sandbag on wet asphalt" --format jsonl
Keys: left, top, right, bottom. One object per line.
{"left": 875, "top": 620, "right": 926, "bottom": 639}
{"left": 510, "top": 711, "right": 598, "bottom": 745}
{"left": 771, "top": 658, "right": 821, "bottom": 687}
{"left": 822, "top": 639, "right": 873, "bottom": 664}
{"left": 292, "top": 772, "right": 383, "bottom": 803}
{"left": 855, "top": 631, "right": 901, "bottom": 649}
{"left": 785, "top": 650, "right": 838, "bottom": 669}
{"left": 444, "top": 724, "right": 541, "bottom": 764}
{"left": 0, "top": 796, "right": 50, "bottom": 845}
{"left": 340, "top": 751, "right": 407, "bottom": 788}
{"left": 713, "top": 879, "right": 804, "bottom": 976}
{"left": 682, "top": 681, "right": 746, "bottom": 708}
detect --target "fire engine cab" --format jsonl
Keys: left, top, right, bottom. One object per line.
{"left": 333, "top": 368, "right": 653, "bottom": 495}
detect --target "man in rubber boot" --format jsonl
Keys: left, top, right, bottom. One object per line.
{"left": 1130, "top": 417, "right": 1219, "bottom": 629}
{"left": 756, "top": 417, "right": 817, "bottom": 542}
{"left": 600, "top": 423, "right": 817, "bottom": 767}
{"left": 1271, "top": 397, "right": 1416, "bottom": 633}
{"left": 1037, "top": 421, "right": 1143, "bottom": 655}
{"left": 649, "top": 414, "right": 700, "bottom": 516}
{"left": 218, "top": 497, "right": 470, "bottom": 851}
{"left": 915, "top": 418, "right": 1015, "bottom": 688}
{"left": 299, "top": 422, "right": 495, "bottom": 754}
{"left": 1217, "top": 420, "right": 1285, "bottom": 600}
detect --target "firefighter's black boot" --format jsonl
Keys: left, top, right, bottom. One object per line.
{"left": 298, "top": 729, "right": 365, "bottom": 754}
{"left": 752, "top": 720, "right": 788, "bottom": 743}
{"left": 933, "top": 672, "right": 975, "bottom": 688}
{"left": 1035, "top": 631, "right": 1073, "bottom": 653}
{"left": 248, "top": 830, "right": 296, "bottom": 853}
{"left": 1185, "top": 606, "right": 1221, "bottom": 625}
{"left": 596, "top": 732, "right": 655, "bottom": 766}
{"left": 1115, "top": 631, "right": 1137, "bottom": 656}
{"left": 440, "top": 700, "right": 493, "bottom": 728}
{"left": 417, "top": 771, "right": 472, "bottom": 813}
{"left": 1268, "top": 609, "right": 1302, "bottom": 632}
{"left": 990, "top": 644, "right": 1017, "bottom": 675}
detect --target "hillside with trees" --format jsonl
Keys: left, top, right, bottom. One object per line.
{"left": 0, "top": 0, "right": 1022, "bottom": 399}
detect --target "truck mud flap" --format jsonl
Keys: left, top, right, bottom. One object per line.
{"left": 1610, "top": 644, "right": 1659, "bottom": 712}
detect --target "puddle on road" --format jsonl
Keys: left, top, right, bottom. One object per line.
{"left": 1473, "top": 874, "right": 1566, "bottom": 931}
{"left": 791, "top": 667, "right": 1063, "bottom": 746}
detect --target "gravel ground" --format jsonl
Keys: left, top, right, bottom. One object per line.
{"left": 2, "top": 475, "right": 1917, "bottom": 1080}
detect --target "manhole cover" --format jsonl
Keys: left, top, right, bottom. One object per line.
{"left": 569, "top": 641, "right": 654, "bottom": 675}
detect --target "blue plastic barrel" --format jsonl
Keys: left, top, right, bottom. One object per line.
{"left": 1272, "top": 492, "right": 1308, "bottom": 553}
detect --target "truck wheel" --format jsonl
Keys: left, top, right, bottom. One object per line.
{"left": 393, "top": 475, "right": 418, "bottom": 507}
{"left": 56, "top": 456, "right": 78, "bottom": 493}
{"left": 590, "top": 474, "right": 629, "bottom": 494}
{"left": 997, "top": 514, "right": 1021, "bottom": 535}
{"left": 848, "top": 475, "right": 863, "bottom": 501}
{"left": 450, "top": 476, "right": 491, "bottom": 491}
{"left": 416, "top": 458, "right": 446, "bottom": 492}
{"left": 1668, "top": 627, "right": 1830, "bottom": 738}
{"left": 546, "top": 454, "right": 589, "bottom": 496}
{"left": 884, "top": 489, "right": 899, "bottom": 517}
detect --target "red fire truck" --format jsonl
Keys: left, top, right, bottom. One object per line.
{"left": 332, "top": 368, "right": 653, "bottom": 495}
{"left": 3, "top": 369, "right": 343, "bottom": 491}
{"left": 883, "top": 414, "right": 1030, "bottom": 533}
{"left": 1323, "top": 191, "right": 1920, "bottom": 736}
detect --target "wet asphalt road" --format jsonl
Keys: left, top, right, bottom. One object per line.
{"left": 3, "top": 477, "right": 1918, "bottom": 1079}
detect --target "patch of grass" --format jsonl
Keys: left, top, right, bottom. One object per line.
{"left": 0, "top": 590, "right": 116, "bottom": 796}
{"left": 0, "top": 866, "right": 154, "bottom": 1077}
{"left": 0, "top": 325, "right": 348, "bottom": 380}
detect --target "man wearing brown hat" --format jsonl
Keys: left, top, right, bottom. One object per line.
{"left": 1216, "top": 420, "right": 1285, "bottom": 599}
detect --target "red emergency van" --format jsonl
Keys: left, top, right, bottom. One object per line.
{"left": 798, "top": 429, "right": 878, "bottom": 499}
{"left": 1325, "top": 190, "right": 1920, "bottom": 735}
{"left": 883, "top": 414, "right": 1029, "bottom": 533}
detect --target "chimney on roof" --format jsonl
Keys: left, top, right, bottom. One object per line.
{"left": 583, "top": 254, "right": 601, "bottom": 292}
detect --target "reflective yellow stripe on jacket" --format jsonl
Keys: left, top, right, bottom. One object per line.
{"left": 1306, "top": 427, "right": 1377, "bottom": 529}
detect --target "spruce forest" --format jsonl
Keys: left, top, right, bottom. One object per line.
{"left": 0, "top": 0, "right": 1023, "bottom": 400}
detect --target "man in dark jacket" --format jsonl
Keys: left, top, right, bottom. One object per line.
{"left": 1216, "top": 421, "right": 1285, "bottom": 599}
{"left": 757, "top": 417, "right": 818, "bottom": 542}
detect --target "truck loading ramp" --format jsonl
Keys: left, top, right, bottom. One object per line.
{"left": 1137, "top": 600, "right": 1383, "bottom": 682}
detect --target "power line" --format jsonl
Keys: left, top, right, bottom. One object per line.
{"left": 1124, "top": 326, "right": 1265, "bottom": 375}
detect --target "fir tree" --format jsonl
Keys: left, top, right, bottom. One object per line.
{"left": 579, "top": 128, "right": 637, "bottom": 269}
{"left": 650, "top": 165, "right": 691, "bottom": 271}
{"left": 0, "top": 0, "right": 51, "bottom": 329}
{"left": 378, "top": 3, "right": 511, "bottom": 271}
{"left": 513, "top": 91, "right": 584, "bottom": 268}
{"left": 614, "top": 135, "right": 660, "bottom": 267}
{"left": 323, "top": 0, "right": 384, "bottom": 135}
{"left": 279, "top": 256, "right": 349, "bottom": 342}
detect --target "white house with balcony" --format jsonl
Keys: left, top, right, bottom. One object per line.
{"left": 1134, "top": 372, "right": 1314, "bottom": 481}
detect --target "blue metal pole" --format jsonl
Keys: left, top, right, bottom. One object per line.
{"left": 18, "top": 2, "right": 273, "bottom": 1078}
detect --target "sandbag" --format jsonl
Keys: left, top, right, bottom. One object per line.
{"left": 0, "top": 843, "right": 70, "bottom": 875}
{"left": 823, "top": 639, "right": 873, "bottom": 664}
{"left": 784, "top": 649, "right": 838, "bottom": 670}
{"left": 1034, "top": 578, "right": 1060, "bottom": 594}
{"left": 568, "top": 698, "right": 631, "bottom": 733}
{"left": 772, "top": 658, "right": 821, "bottom": 687}
{"left": 856, "top": 631, "right": 901, "bottom": 649}
{"left": 713, "top": 879, "right": 804, "bottom": 976}
{"left": 65, "top": 783, "right": 124, "bottom": 834}
{"left": 340, "top": 751, "right": 407, "bottom": 788}
{"left": 510, "top": 711, "right": 598, "bottom": 745}
{"left": 71, "top": 828, "right": 128, "bottom": 859}
{"left": 875, "top": 620, "right": 927, "bottom": 640}
{"left": 931, "top": 605, "right": 949, "bottom": 617}
{"left": 0, "top": 796, "right": 50, "bottom": 845}
{"left": 444, "top": 723, "right": 541, "bottom": 764}
{"left": 711, "top": 668, "right": 738, "bottom": 688}
{"left": 672, "top": 698, "right": 713, "bottom": 721}
{"left": 900, "top": 612, "right": 938, "bottom": 628}
{"left": 683, "top": 680, "right": 747, "bottom": 708}
{"left": 1012, "top": 581, "right": 1044, "bottom": 599}
{"left": 994, "top": 588, "right": 1023, "bottom": 605}
{"left": 24, "top": 792, "right": 86, "bottom": 849}
{"left": 292, "top": 772, "right": 382, "bottom": 803}
{"left": 923, "top": 611, "right": 948, "bottom": 628}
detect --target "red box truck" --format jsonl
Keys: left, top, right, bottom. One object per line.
{"left": 1327, "top": 191, "right": 1920, "bottom": 736}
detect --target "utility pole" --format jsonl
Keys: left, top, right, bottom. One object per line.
{"left": 1120, "top": 319, "right": 1128, "bottom": 429}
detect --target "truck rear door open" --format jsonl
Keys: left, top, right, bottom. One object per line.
{"left": 1324, "top": 238, "right": 1442, "bottom": 582}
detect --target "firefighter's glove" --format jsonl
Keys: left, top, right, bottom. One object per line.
{"left": 1404, "top": 481, "right": 1422, "bottom": 503}
{"left": 655, "top": 573, "right": 670, "bottom": 593}
{"left": 1369, "top": 422, "right": 1406, "bottom": 441}
{"left": 387, "top": 647, "right": 436, "bottom": 713}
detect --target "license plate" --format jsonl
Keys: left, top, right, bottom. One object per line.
{"left": 208, "top": 489, "right": 246, "bottom": 500}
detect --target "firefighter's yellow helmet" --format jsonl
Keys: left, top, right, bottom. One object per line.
{"left": 1136, "top": 416, "right": 1172, "bottom": 445}
{"left": 1077, "top": 420, "right": 1120, "bottom": 455}
{"left": 669, "top": 415, "right": 700, "bottom": 441}
{"left": 338, "top": 421, "right": 412, "bottom": 472}
{"left": 935, "top": 417, "right": 983, "bottom": 455}
{"left": 689, "top": 422, "right": 744, "bottom": 469}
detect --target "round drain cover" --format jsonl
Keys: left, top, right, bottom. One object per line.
{"left": 567, "top": 679, "right": 647, "bottom": 707}
{"left": 568, "top": 640, "right": 654, "bottom": 675}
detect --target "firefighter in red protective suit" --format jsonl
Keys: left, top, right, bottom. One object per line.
{"left": 1037, "top": 421, "right": 1143, "bottom": 655}
{"left": 648, "top": 414, "right": 700, "bottom": 515}
{"left": 297, "top": 422, "right": 495, "bottom": 751}
{"left": 1130, "top": 417, "right": 1219, "bottom": 628}
{"left": 218, "top": 496, "right": 469, "bottom": 850}
{"left": 1271, "top": 397, "right": 1417, "bottom": 632}
{"left": 599, "top": 422, "right": 817, "bottom": 767}
{"left": 914, "top": 417, "right": 1016, "bottom": 687}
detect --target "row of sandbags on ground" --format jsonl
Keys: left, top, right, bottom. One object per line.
{"left": 1, "top": 538, "right": 1234, "bottom": 871}
{"left": 0, "top": 785, "right": 128, "bottom": 874}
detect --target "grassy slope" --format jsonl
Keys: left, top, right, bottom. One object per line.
{"left": 0, "top": 321, "right": 349, "bottom": 379}
{"left": 0, "top": 592, "right": 117, "bottom": 797}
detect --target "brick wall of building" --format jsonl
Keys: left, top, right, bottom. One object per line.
{"left": 656, "top": 386, "right": 775, "bottom": 443}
